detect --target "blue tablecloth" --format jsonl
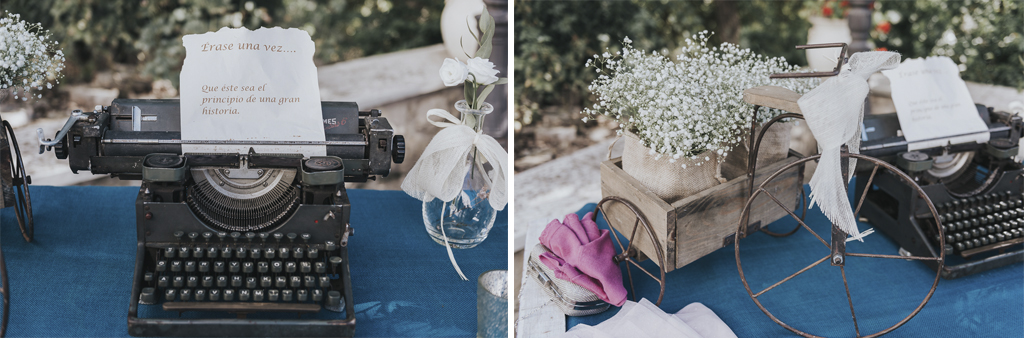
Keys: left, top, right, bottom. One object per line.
{"left": 566, "top": 186, "right": 1023, "bottom": 337}
{"left": 0, "top": 186, "right": 507, "bottom": 337}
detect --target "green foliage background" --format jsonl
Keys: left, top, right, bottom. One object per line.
{"left": 513, "top": 0, "right": 810, "bottom": 128}
{"left": 0, "top": 0, "right": 444, "bottom": 87}
{"left": 515, "top": 0, "right": 1023, "bottom": 130}
{"left": 873, "top": 0, "right": 1023, "bottom": 90}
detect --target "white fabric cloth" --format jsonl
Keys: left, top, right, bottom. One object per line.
{"left": 401, "top": 108, "right": 508, "bottom": 210}
{"left": 797, "top": 51, "right": 901, "bottom": 241}
{"left": 562, "top": 299, "right": 737, "bottom": 338}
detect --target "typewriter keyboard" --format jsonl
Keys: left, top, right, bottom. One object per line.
{"left": 138, "top": 231, "right": 345, "bottom": 313}
{"left": 934, "top": 191, "right": 1024, "bottom": 256}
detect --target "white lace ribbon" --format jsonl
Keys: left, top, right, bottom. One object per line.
{"left": 401, "top": 108, "right": 509, "bottom": 280}
{"left": 797, "top": 51, "right": 900, "bottom": 241}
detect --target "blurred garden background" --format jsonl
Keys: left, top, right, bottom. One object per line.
{"left": 513, "top": 0, "right": 1023, "bottom": 172}
{"left": 0, "top": 0, "right": 508, "bottom": 187}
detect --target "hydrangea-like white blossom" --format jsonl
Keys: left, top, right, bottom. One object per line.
{"left": 582, "top": 32, "right": 818, "bottom": 167}
{"left": 0, "top": 12, "right": 64, "bottom": 102}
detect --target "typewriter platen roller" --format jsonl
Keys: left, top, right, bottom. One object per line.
{"left": 856, "top": 104, "right": 1024, "bottom": 279}
{"left": 39, "top": 99, "right": 405, "bottom": 337}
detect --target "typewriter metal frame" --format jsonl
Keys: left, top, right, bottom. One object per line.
{"left": 40, "top": 99, "right": 405, "bottom": 337}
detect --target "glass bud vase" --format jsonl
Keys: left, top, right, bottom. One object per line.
{"left": 422, "top": 100, "right": 497, "bottom": 249}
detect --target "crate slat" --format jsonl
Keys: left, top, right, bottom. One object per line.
{"left": 601, "top": 156, "right": 804, "bottom": 271}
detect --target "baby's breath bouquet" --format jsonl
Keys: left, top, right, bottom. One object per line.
{"left": 0, "top": 12, "right": 64, "bottom": 104}
{"left": 584, "top": 31, "right": 816, "bottom": 168}
{"left": 583, "top": 31, "right": 816, "bottom": 201}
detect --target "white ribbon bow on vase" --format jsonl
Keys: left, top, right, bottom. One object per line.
{"left": 401, "top": 108, "right": 508, "bottom": 280}
{"left": 797, "top": 51, "right": 901, "bottom": 242}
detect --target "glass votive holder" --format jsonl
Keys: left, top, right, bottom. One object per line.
{"left": 477, "top": 269, "right": 508, "bottom": 338}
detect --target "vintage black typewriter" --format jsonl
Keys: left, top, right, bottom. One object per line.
{"left": 38, "top": 99, "right": 405, "bottom": 337}
{"left": 856, "top": 103, "right": 1023, "bottom": 279}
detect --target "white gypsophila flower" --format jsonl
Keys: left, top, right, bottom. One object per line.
{"left": 0, "top": 11, "right": 64, "bottom": 102}
{"left": 438, "top": 58, "right": 468, "bottom": 87}
{"left": 581, "top": 32, "right": 818, "bottom": 168}
{"left": 466, "top": 57, "right": 499, "bottom": 85}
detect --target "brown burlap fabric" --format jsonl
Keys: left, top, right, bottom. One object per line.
{"left": 721, "top": 121, "right": 793, "bottom": 180}
{"left": 622, "top": 131, "right": 721, "bottom": 203}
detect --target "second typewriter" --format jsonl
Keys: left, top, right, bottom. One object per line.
{"left": 857, "top": 103, "right": 1023, "bottom": 279}
{"left": 39, "top": 99, "right": 405, "bottom": 337}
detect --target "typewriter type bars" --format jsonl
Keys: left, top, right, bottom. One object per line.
{"left": 38, "top": 99, "right": 405, "bottom": 337}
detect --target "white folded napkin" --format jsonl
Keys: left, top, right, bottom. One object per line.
{"left": 562, "top": 299, "right": 737, "bottom": 338}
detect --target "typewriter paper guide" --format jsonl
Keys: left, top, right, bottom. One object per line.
{"left": 179, "top": 27, "right": 326, "bottom": 157}
{"left": 882, "top": 56, "right": 989, "bottom": 151}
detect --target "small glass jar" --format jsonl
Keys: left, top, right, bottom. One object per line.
{"left": 421, "top": 100, "right": 498, "bottom": 249}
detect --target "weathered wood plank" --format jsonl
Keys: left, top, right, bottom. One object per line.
{"left": 743, "top": 86, "right": 803, "bottom": 114}
{"left": 516, "top": 219, "right": 565, "bottom": 338}
{"left": 673, "top": 157, "right": 802, "bottom": 268}
{"left": 600, "top": 159, "right": 675, "bottom": 268}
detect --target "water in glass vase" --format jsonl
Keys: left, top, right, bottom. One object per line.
{"left": 422, "top": 157, "right": 497, "bottom": 248}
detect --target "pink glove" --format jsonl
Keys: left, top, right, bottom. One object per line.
{"left": 539, "top": 212, "right": 627, "bottom": 306}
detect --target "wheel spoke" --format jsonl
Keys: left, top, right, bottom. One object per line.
{"left": 754, "top": 255, "right": 830, "bottom": 298}
{"left": 761, "top": 188, "right": 830, "bottom": 249}
{"left": 854, "top": 164, "right": 880, "bottom": 218}
{"left": 841, "top": 266, "right": 861, "bottom": 337}
{"left": 845, "top": 252, "right": 942, "bottom": 261}
{"left": 624, "top": 257, "right": 660, "bottom": 282}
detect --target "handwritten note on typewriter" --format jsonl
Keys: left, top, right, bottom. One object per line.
{"left": 180, "top": 27, "right": 326, "bottom": 157}
{"left": 882, "top": 56, "right": 989, "bottom": 151}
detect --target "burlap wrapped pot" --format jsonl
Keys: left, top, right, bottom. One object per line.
{"left": 722, "top": 121, "right": 793, "bottom": 180}
{"left": 621, "top": 131, "right": 721, "bottom": 203}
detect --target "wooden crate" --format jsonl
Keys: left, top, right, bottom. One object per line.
{"left": 600, "top": 156, "right": 804, "bottom": 272}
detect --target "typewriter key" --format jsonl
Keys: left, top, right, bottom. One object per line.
{"left": 199, "top": 261, "right": 209, "bottom": 272}
{"left": 319, "top": 276, "right": 331, "bottom": 288}
{"left": 282, "top": 289, "right": 293, "bottom": 302}
{"left": 280, "top": 247, "right": 290, "bottom": 259}
{"left": 209, "top": 289, "right": 220, "bottom": 301}
{"left": 249, "top": 288, "right": 262, "bottom": 303}
{"left": 158, "top": 276, "right": 170, "bottom": 288}
{"left": 265, "top": 247, "right": 276, "bottom": 259}
{"left": 297, "top": 289, "right": 308, "bottom": 302}
{"left": 304, "top": 276, "right": 315, "bottom": 288}
{"left": 173, "top": 276, "right": 184, "bottom": 288}
{"left": 171, "top": 261, "right": 182, "bottom": 272}
{"left": 312, "top": 289, "right": 323, "bottom": 302}
{"left": 243, "top": 262, "right": 254, "bottom": 273}
{"left": 261, "top": 276, "right": 272, "bottom": 288}
{"left": 195, "top": 289, "right": 206, "bottom": 301}
{"left": 156, "top": 260, "right": 167, "bottom": 272}
{"left": 217, "top": 276, "right": 228, "bottom": 287}
{"left": 165, "top": 289, "right": 176, "bottom": 301}
{"left": 232, "top": 276, "right": 243, "bottom": 287}
{"left": 239, "top": 289, "right": 251, "bottom": 301}
{"left": 193, "top": 247, "right": 204, "bottom": 258}
{"left": 286, "top": 261, "right": 296, "bottom": 273}
{"left": 308, "top": 248, "right": 319, "bottom": 259}
{"left": 272, "top": 261, "right": 282, "bottom": 273}
{"left": 268, "top": 289, "right": 279, "bottom": 302}
{"left": 224, "top": 289, "right": 235, "bottom": 301}
{"left": 294, "top": 247, "right": 304, "bottom": 259}
{"left": 258, "top": 262, "right": 269, "bottom": 273}
{"left": 276, "top": 276, "right": 287, "bottom": 288}
{"left": 203, "top": 276, "right": 213, "bottom": 288}
{"left": 164, "top": 247, "right": 175, "bottom": 258}
{"left": 229, "top": 261, "right": 240, "bottom": 273}
{"left": 140, "top": 288, "right": 156, "bottom": 304}
{"left": 291, "top": 276, "right": 301, "bottom": 288}
{"left": 248, "top": 277, "right": 258, "bottom": 289}
{"left": 207, "top": 247, "right": 218, "bottom": 258}
{"left": 187, "top": 276, "right": 198, "bottom": 288}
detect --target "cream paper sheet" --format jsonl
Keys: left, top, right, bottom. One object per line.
{"left": 179, "top": 27, "right": 326, "bottom": 157}
{"left": 881, "top": 57, "right": 989, "bottom": 151}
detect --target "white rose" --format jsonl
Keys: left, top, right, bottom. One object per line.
{"left": 466, "top": 57, "right": 499, "bottom": 85}
{"left": 439, "top": 58, "right": 468, "bottom": 87}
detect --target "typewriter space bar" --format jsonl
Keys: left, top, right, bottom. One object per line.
{"left": 162, "top": 302, "right": 321, "bottom": 313}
